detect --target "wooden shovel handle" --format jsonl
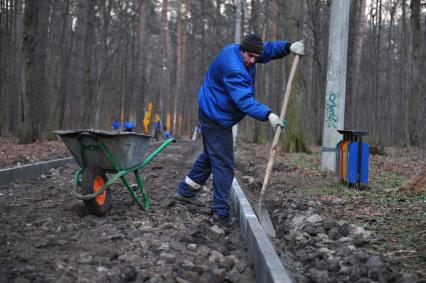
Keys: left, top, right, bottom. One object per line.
{"left": 258, "top": 55, "right": 300, "bottom": 208}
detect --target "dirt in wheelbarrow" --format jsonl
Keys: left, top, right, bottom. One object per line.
{"left": 0, "top": 139, "right": 255, "bottom": 283}
{"left": 235, "top": 143, "right": 426, "bottom": 283}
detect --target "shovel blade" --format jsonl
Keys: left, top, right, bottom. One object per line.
{"left": 255, "top": 205, "right": 276, "bottom": 238}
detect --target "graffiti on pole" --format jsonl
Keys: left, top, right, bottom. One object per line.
{"left": 325, "top": 92, "right": 337, "bottom": 129}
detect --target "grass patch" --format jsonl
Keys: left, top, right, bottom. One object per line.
{"left": 372, "top": 172, "right": 405, "bottom": 188}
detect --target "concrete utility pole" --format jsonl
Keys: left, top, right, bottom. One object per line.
{"left": 233, "top": 0, "right": 241, "bottom": 144}
{"left": 321, "top": 0, "right": 350, "bottom": 171}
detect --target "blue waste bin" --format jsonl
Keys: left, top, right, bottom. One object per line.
{"left": 337, "top": 130, "right": 369, "bottom": 186}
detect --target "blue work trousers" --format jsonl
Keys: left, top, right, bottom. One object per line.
{"left": 177, "top": 118, "right": 234, "bottom": 217}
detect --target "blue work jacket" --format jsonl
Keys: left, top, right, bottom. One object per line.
{"left": 198, "top": 41, "right": 291, "bottom": 127}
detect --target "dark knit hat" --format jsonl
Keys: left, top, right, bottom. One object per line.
{"left": 240, "top": 34, "right": 264, "bottom": 54}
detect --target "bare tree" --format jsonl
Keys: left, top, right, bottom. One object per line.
{"left": 408, "top": 0, "right": 421, "bottom": 146}
{"left": 346, "top": 0, "right": 366, "bottom": 130}
{"left": 155, "top": 0, "right": 169, "bottom": 128}
{"left": 20, "top": 0, "right": 52, "bottom": 143}
{"left": 173, "top": 0, "right": 187, "bottom": 136}
{"left": 80, "top": 0, "right": 96, "bottom": 127}
{"left": 47, "top": 0, "right": 71, "bottom": 138}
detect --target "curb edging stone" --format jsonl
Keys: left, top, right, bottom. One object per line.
{"left": 0, "top": 157, "right": 74, "bottom": 186}
{"left": 231, "top": 178, "right": 293, "bottom": 283}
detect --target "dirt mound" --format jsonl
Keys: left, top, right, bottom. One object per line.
{"left": 402, "top": 166, "right": 426, "bottom": 192}
{"left": 0, "top": 137, "right": 69, "bottom": 169}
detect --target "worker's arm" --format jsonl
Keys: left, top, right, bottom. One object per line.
{"left": 256, "top": 41, "right": 291, "bottom": 63}
{"left": 257, "top": 40, "right": 304, "bottom": 63}
{"left": 224, "top": 71, "right": 271, "bottom": 121}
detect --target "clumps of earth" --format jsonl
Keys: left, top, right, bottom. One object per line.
{"left": 272, "top": 198, "right": 415, "bottom": 283}
{"left": 0, "top": 141, "right": 256, "bottom": 283}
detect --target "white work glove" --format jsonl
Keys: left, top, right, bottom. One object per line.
{"left": 268, "top": 113, "right": 286, "bottom": 129}
{"left": 290, "top": 41, "right": 304, "bottom": 56}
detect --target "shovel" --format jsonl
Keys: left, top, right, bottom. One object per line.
{"left": 256, "top": 54, "right": 300, "bottom": 237}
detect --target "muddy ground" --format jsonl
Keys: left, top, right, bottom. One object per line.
{"left": 235, "top": 143, "right": 425, "bottom": 283}
{"left": 1, "top": 137, "right": 425, "bottom": 282}
{"left": 0, "top": 139, "right": 255, "bottom": 283}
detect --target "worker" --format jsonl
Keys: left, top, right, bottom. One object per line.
{"left": 175, "top": 34, "right": 304, "bottom": 226}
{"left": 163, "top": 126, "right": 173, "bottom": 139}
{"left": 154, "top": 112, "right": 162, "bottom": 140}
{"left": 124, "top": 121, "right": 135, "bottom": 132}
{"left": 112, "top": 120, "right": 121, "bottom": 131}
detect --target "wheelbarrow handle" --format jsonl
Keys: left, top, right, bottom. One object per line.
{"left": 132, "top": 138, "right": 176, "bottom": 170}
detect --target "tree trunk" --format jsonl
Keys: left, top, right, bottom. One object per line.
{"left": 20, "top": 0, "right": 37, "bottom": 143}
{"left": 93, "top": 0, "right": 113, "bottom": 128}
{"left": 282, "top": 0, "right": 309, "bottom": 153}
{"left": 372, "top": 0, "right": 382, "bottom": 144}
{"left": 408, "top": 0, "right": 421, "bottom": 146}
{"left": 402, "top": 0, "right": 409, "bottom": 145}
{"left": 47, "top": 0, "right": 70, "bottom": 137}
{"left": 0, "top": 0, "right": 14, "bottom": 135}
{"left": 174, "top": 0, "right": 185, "bottom": 136}
{"left": 80, "top": 0, "right": 96, "bottom": 127}
{"left": 346, "top": 0, "right": 366, "bottom": 129}
{"left": 19, "top": 0, "right": 51, "bottom": 143}
{"left": 154, "top": 0, "right": 169, "bottom": 134}
{"left": 383, "top": 0, "right": 397, "bottom": 144}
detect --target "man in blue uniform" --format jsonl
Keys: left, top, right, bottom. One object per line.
{"left": 175, "top": 34, "right": 304, "bottom": 225}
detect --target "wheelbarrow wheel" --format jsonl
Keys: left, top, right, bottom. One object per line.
{"left": 81, "top": 168, "right": 112, "bottom": 216}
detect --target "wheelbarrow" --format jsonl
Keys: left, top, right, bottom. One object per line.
{"left": 54, "top": 129, "right": 175, "bottom": 216}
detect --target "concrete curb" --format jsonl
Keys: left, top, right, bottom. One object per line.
{"left": 0, "top": 157, "right": 75, "bottom": 186}
{"left": 231, "top": 178, "right": 293, "bottom": 283}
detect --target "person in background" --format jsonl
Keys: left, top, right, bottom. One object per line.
{"left": 112, "top": 120, "right": 121, "bottom": 131}
{"left": 154, "top": 112, "right": 162, "bottom": 140}
{"left": 124, "top": 121, "right": 135, "bottom": 132}
{"left": 175, "top": 34, "right": 304, "bottom": 226}
{"left": 163, "top": 126, "right": 173, "bottom": 139}
{"left": 143, "top": 102, "right": 153, "bottom": 134}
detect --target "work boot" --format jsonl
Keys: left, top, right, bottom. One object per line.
{"left": 174, "top": 192, "right": 205, "bottom": 207}
{"left": 212, "top": 213, "right": 238, "bottom": 227}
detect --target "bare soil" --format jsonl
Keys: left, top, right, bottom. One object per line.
{"left": 0, "top": 139, "right": 255, "bottom": 283}
{"left": 0, "top": 137, "right": 69, "bottom": 169}
{"left": 1, "top": 137, "right": 425, "bottom": 282}
{"left": 235, "top": 143, "right": 425, "bottom": 283}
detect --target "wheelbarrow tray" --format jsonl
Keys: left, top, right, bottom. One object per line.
{"left": 54, "top": 129, "right": 152, "bottom": 172}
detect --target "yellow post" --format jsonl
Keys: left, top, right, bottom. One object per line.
{"left": 143, "top": 102, "right": 153, "bottom": 134}
{"left": 166, "top": 112, "right": 171, "bottom": 131}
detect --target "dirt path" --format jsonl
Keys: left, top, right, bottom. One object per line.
{"left": 2, "top": 136, "right": 425, "bottom": 282}
{"left": 236, "top": 143, "right": 425, "bottom": 283}
{"left": 0, "top": 139, "right": 255, "bottom": 283}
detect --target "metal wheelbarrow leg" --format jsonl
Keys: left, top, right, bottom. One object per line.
{"left": 116, "top": 138, "right": 175, "bottom": 211}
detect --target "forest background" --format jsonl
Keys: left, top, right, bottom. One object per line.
{"left": 0, "top": 0, "right": 425, "bottom": 149}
